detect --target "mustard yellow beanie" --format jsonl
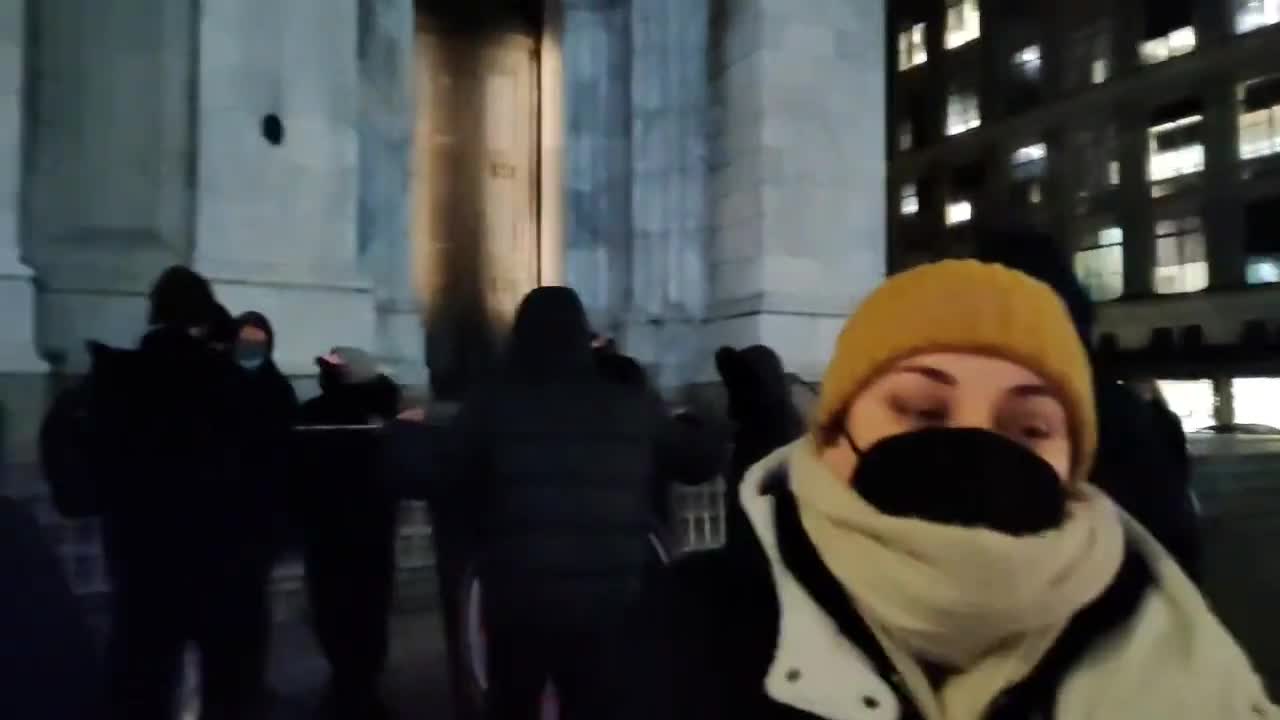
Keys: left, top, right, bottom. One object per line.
{"left": 813, "top": 259, "right": 1097, "bottom": 483}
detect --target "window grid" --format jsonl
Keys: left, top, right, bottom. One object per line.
{"left": 1237, "top": 0, "right": 1280, "bottom": 34}
{"left": 1074, "top": 226, "right": 1125, "bottom": 301}
{"left": 1139, "top": 26, "right": 1197, "bottom": 65}
{"left": 945, "top": 0, "right": 981, "bottom": 50}
{"left": 897, "top": 23, "right": 928, "bottom": 70}
{"left": 1148, "top": 115, "right": 1205, "bottom": 182}
{"left": 945, "top": 92, "right": 982, "bottom": 136}
{"left": 1153, "top": 217, "right": 1210, "bottom": 295}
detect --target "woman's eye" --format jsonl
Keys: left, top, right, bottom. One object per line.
{"left": 916, "top": 408, "right": 947, "bottom": 423}
{"left": 1020, "top": 425, "right": 1051, "bottom": 441}
{"left": 891, "top": 397, "right": 946, "bottom": 424}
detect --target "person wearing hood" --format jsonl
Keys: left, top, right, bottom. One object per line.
{"left": 612, "top": 260, "right": 1276, "bottom": 720}
{"left": 230, "top": 311, "right": 300, "bottom": 704}
{"left": 973, "top": 227, "right": 1201, "bottom": 580}
{"left": 415, "top": 286, "right": 723, "bottom": 720}
{"left": 716, "top": 344, "right": 806, "bottom": 544}
{"left": 79, "top": 265, "right": 271, "bottom": 719}
{"left": 295, "top": 347, "right": 401, "bottom": 720}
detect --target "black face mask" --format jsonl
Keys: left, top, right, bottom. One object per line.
{"left": 847, "top": 427, "right": 1068, "bottom": 536}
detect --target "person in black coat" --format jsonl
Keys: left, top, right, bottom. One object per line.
{"left": 405, "top": 286, "right": 724, "bottom": 720}
{"left": 295, "top": 347, "right": 401, "bottom": 720}
{"left": 229, "top": 311, "right": 300, "bottom": 705}
{"left": 0, "top": 496, "right": 105, "bottom": 720}
{"left": 716, "top": 345, "right": 806, "bottom": 544}
{"left": 973, "top": 227, "right": 1202, "bottom": 580}
{"left": 86, "top": 266, "right": 271, "bottom": 720}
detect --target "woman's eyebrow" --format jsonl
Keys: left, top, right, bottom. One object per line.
{"left": 1008, "top": 383, "right": 1053, "bottom": 398}
{"left": 892, "top": 365, "right": 956, "bottom": 386}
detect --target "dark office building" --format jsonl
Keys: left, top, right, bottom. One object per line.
{"left": 889, "top": 0, "right": 1280, "bottom": 430}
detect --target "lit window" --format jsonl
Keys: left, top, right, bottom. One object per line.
{"left": 1074, "top": 226, "right": 1125, "bottom": 301}
{"left": 1108, "top": 160, "right": 1121, "bottom": 185}
{"left": 1239, "top": 77, "right": 1280, "bottom": 160}
{"left": 1011, "top": 142, "right": 1048, "bottom": 185}
{"left": 900, "top": 183, "right": 920, "bottom": 216}
{"left": 945, "top": 0, "right": 981, "bottom": 50}
{"left": 1156, "top": 379, "right": 1216, "bottom": 433}
{"left": 1232, "top": 377, "right": 1280, "bottom": 429}
{"left": 945, "top": 92, "right": 982, "bottom": 136}
{"left": 898, "top": 122, "right": 914, "bottom": 151}
{"left": 1139, "top": 26, "right": 1197, "bottom": 65}
{"left": 1068, "top": 23, "right": 1112, "bottom": 89}
{"left": 1245, "top": 194, "right": 1280, "bottom": 284}
{"left": 1153, "top": 217, "right": 1209, "bottom": 294}
{"left": 1013, "top": 44, "right": 1042, "bottom": 79}
{"left": 945, "top": 199, "right": 973, "bottom": 225}
{"left": 1028, "top": 182, "right": 1042, "bottom": 205}
{"left": 898, "top": 23, "right": 928, "bottom": 70}
{"left": 1236, "top": 0, "right": 1280, "bottom": 34}
{"left": 1148, "top": 114, "right": 1205, "bottom": 181}
{"left": 1247, "top": 257, "right": 1280, "bottom": 284}
{"left": 1012, "top": 142, "right": 1047, "bottom": 165}
{"left": 1091, "top": 58, "right": 1110, "bottom": 85}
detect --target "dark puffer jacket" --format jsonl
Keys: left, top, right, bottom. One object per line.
{"left": 430, "top": 287, "right": 724, "bottom": 628}
{"left": 973, "top": 228, "right": 1201, "bottom": 579}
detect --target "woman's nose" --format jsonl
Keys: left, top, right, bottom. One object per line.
{"left": 946, "top": 404, "right": 997, "bottom": 433}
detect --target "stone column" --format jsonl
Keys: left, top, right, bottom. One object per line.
{"left": 707, "top": 0, "right": 887, "bottom": 381}
{"left": 561, "top": 0, "right": 632, "bottom": 332}
{"left": 0, "top": 0, "right": 43, "bottom": 373}
{"left": 358, "top": 0, "right": 426, "bottom": 387}
{"left": 25, "top": 0, "right": 198, "bottom": 371}
{"left": 193, "top": 0, "right": 376, "bottom": 376}
{"left": 624, "top": 0, "right": 710, "bottom": 389}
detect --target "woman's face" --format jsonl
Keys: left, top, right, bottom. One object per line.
{"left": 824, "top": 352, "right": 1073, "bottom": 485}
{"left": 238, "top": 325, "right": 269, "bottom": 347}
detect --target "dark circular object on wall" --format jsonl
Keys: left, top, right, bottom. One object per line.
{"left": 261, "top": 114, "right": 285, "bottom": 146}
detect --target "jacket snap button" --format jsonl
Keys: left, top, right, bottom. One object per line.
{"left": 785, "top": 668, "right": 802, "bottom": 683}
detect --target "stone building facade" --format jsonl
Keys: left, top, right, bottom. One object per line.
{"left": 0, "top": 0, "right": 886, "bottom": 497}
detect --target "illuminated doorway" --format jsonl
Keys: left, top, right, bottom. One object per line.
{"left": 412, "top": 4, "right": 542, "bottom": 399}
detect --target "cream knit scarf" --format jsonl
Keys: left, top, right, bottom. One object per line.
{"left": 787, "top": 438, "right": 1127, "bottom": 720}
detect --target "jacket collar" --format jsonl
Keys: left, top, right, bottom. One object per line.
{"left": 740, "top": 446, "right": 903, "bottom": 720}
{"left": 739, "top": 442, "right": 1275, "bottom": 720}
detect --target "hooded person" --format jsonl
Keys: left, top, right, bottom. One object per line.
{"left": 295, "top": 346, "right": 401, "bottom": 720}
{"left": 228, "top": 311, "right": 300, "bottom": 693}
{"left": 234, "top": 311, "right": 299, "bottom": 424}
{"left": 612, "top": 260, "right": 1276, "bottom": 720}
{"left": 416, "top": 286, "right": 724, "bottom": 720}
{"left": 716, "top": 344, "right": 806, "bottom": 544}
{"left": 973, "top": 227, "right": 1201, "bottom": 580}
{"left": 79, "top": 265, "right": 271, "bottom": 719}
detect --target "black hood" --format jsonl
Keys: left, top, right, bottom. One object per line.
{"left": 208, "top": 304, "right": 235, "bottom": 348}
{"left": 235, "top": 311, "right": 276, "bottom": 355}
{"left": 504, "top": 286, "right": 593, "bottom": 379}
{"left": 148, "top": 265, "right": 216, "bottom": 330}
{"left": 972, "top": 226, "right": 1095, "bottom": 342}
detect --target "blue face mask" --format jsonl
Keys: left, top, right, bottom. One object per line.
{"left": 236, "top": 343, "right": 269, "bottom": 371}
